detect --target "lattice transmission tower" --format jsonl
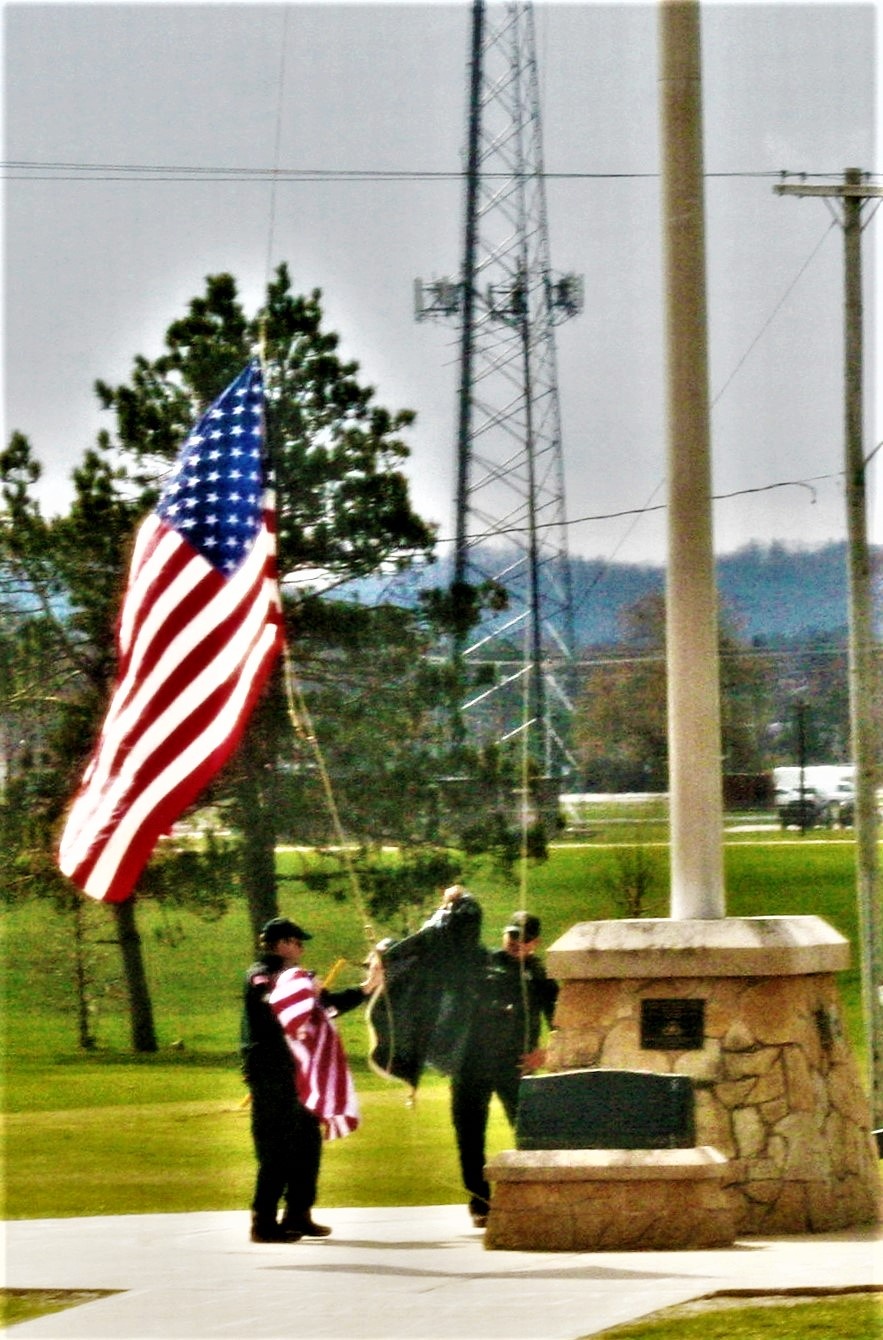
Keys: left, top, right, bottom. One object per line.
{"left": 415, "top": 0, "right": 582, "bottom": 780}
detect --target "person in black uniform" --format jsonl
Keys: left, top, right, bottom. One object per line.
{"left": 241, "top": 916, "right": 379, "bottom": 1244}
{"left": 451, "top": 910, "right": 558, "bottom": 1228}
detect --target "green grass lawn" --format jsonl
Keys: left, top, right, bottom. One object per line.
{"left": 1, "top": 1289, "right": 119, "bottom": 1330}
{"left": 1, "top": 832, "right": 873, "bottom": 1223}
{"left": 590, "top": 1293, "right": 882, "bottom": 1339}
{"left": 1, "top": 1064, "right": 486, "bottom": 1219}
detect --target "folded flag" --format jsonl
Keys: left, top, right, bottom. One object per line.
{"left": 58, "top": 361, "right": 283, "bottom": 902}
{"left": 269, "top": 967, "right": 360, "bottom": 1140}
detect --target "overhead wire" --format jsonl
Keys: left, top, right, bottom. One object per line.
{"left": 310, "top": 204, "right": 856, "bottom": 618}
{"left": 709, "top": 218, "right": 838, "bottom": 409}
{"left": 566, "top": 213, "right": 845, "bottom": 620}
{"left": 13, "top": 146, "right": 867, "bottom": 772}
{"left": 7, "top": 159, "right": 878, "bottom": 183}
{"left": 9, "top": 154, "right": 864, "bottom": 566}
{"left": 342, "top": 470, "right": 842, "bottom": 568}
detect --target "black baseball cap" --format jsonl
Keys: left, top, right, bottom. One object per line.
{"left": 504, "top": 911, "right": 541, "bottom": 942}
{"left": 260, "top": 917, "right": 312, "bottom": 945}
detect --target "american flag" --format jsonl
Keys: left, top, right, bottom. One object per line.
{"left": 58, "top": 361, "right": 283, "bottom": 903}
{"left": 269, "top": 967, "right": 360, "bottom": 1139}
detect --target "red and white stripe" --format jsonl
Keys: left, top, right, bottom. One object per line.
{"left": 269, "top": 967, "right": 360, "bottom": 1140}
{"left": 57, "top": 500, "right": 282, "bottom": 902}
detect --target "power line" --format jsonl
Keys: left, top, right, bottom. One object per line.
{"left": 419, "top": 470, "right": 842, "bottom": 549}
{"left": 570, "top": 210, "right": 853, "bottom": 610}
{"left": 5, "top": 159, "right": 878, "bottom": 183}
{"left": 710, "top": 218, "right": 838, "bottom": 409}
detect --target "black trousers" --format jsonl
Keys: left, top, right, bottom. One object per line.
{"left": 249, "top": 1075, "right": 322, "bottom": 1228}
{"left": 450, "top": 1052, "right": 520, "bottom": 1215}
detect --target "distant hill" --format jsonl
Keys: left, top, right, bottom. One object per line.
{"left": 572, "top": 541, "right": 861, "bottom": 645}
{"left": 717, "top": 542, "right": 864, "bottom": 642}
{"left": 336, "top": 540, "right": 880, "bottom": 648}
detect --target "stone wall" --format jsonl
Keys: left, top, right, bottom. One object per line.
{"left": 545, "top": 917, "right": 882, "bottom": 1235}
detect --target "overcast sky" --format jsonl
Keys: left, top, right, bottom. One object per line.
{"left": 3, "top": 0, "right": 880, "bottom": 565}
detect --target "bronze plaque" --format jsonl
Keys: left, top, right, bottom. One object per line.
{"left": 640, "top": 998, "right": 705, "bottom": 1051}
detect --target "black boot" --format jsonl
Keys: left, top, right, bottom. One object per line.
{"left": 280, "top": 1213, "right": 331, "bottom": 1238}
{"left": 250, "top": 1215, "right": 289, "bottom": 1243}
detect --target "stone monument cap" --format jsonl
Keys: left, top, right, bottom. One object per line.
{"left": 548, "top": 915, "right": 849, "bottom": 979}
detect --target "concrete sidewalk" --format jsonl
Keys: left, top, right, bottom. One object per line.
{"left": 3, "top": 1207, "right": 880, "bottom": 1339}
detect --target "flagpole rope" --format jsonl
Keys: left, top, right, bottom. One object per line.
{"left": 280, "top": 644, "right": 377, "bottom": 949}
{"left": 518, "top": 616, "right": 533, "bottom": 1059}
{"left": 519, "top": 615, "right": 532, "bottom": 907}
{"left": 281, "top": 642, "right": 405, "bottom": 1084}
{"left": 255, "top": 341, "right": 400, "bottom": 1090}
{"left": 256, "top": 13, "right": 375, "bottom": 947}
{"left": 282, "top": 652, "right": 402, "bottom": 1086}
{"left": 252, "top": 357, "right": 373, "bottom": 947}
{"left": 282, "top": 642, "right": 405, "bottom": 1087}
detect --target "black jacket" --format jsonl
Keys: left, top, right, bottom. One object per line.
{"left": 462, "top": 947, "right": 558, "bottom": 1071}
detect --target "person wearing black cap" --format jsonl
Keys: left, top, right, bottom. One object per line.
{"left": 241, "top": 916, "right": 379, "bottom": 1244}
{"left": 450, "top": 910, "right": 558, "bottom": 1228}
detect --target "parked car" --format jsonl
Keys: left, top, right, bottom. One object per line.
{"left": 777, "top": 788, "right": 836, "bottom": 830}
{"left": 837, "top": 791, "right": 883, "bottom": 827}
{"left": 829, "top": 780, "right": 856, "bottom": 827}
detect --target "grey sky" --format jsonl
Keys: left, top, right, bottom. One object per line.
{"left": 3, "top": 1, "right": 880, "bottom": 564}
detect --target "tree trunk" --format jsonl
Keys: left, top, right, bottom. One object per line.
{"left": 72, "top": 897, "right": 97, "bottom": 1050}
{"left": 112, "top": 898, "right": 158, "bottom": 1052}
{"left": 237, "top": 725, "right": 281, "bottom": 944}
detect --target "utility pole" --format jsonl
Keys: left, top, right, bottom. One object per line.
{"left": 796, "top": 696, "right": 808, "bottom": 836}
{"left": 776, "top": 168, "right": 883, "bottom": 1125}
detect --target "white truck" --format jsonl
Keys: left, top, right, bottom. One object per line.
{"left": 773, "top": 765, "right": 855, "bottom": 829}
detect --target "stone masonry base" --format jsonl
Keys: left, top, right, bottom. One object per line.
{"left": 484, "top": 1147, "right": 739, "bottom": 1252}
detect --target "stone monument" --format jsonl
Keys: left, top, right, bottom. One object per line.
{"left": 544, "top": 915, "right": 880, "bottom": 1234}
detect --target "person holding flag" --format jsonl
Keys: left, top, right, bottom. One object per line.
{"left": 242, "top": 917, "right": 382, "bottom": 1244}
